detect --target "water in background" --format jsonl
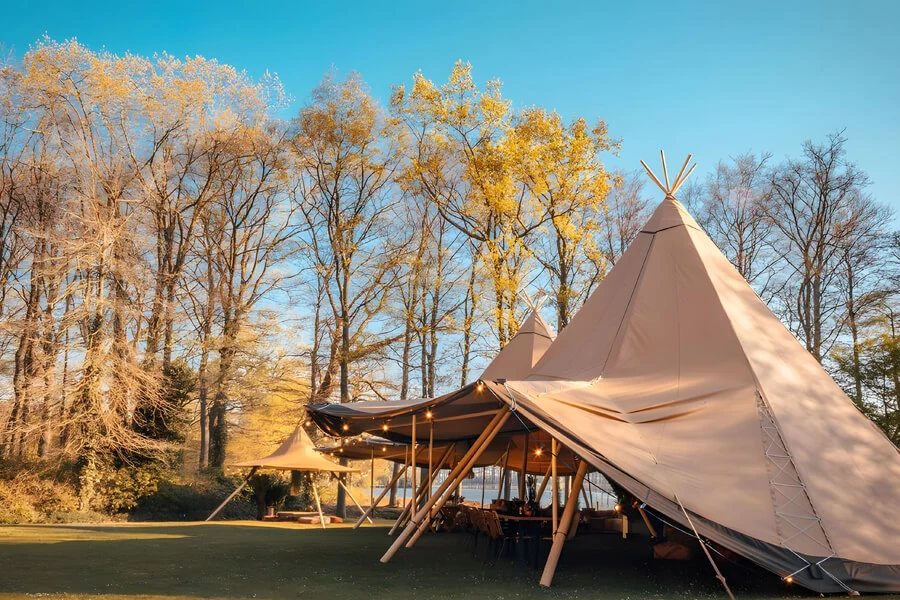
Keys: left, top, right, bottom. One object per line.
{"left": 368, "top": 472, "right": 618, "bottom": 509}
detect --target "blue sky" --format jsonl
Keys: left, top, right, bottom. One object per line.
{"left": 4, "top": 0, "right": 899, "bottom": 222}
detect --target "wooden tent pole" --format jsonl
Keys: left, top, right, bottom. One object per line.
{"left": 427, "top": 420, "right": 434, "bottom": 500}
{"left": 670, "top": 163, "right": 697, "bottom": 195}
{"left": 535, "top": 464, "right": 551, "bottom": 504}
{"left": 637, "top": 505, "right": 658, "bottom": 539}
{"left": 519, "top": 431, "right": 529, "bottom": 500}
{"left": 551, "top": 439, "right": 559, "bottom": 533}
{"left": 401, "top": 448, "right": 408, "bottom": 511}
{"left": 540, "top": 460, "right": 588, "bottom": 587}
{"left": 480, "top": 466, "right": 486, "bottom": 507}
{"left": 381, "top": 409, "right": 508, "bottom": 562}
{"left": 410, "top": 415, "right": 417, "bottom": 513}
{"left": 405, "top": 412, "right": 511, "bottom": 548}
{"left": 497, "top": 440, "right": 511, "bottom": 499}
{"left": 389, "top": 443, "right": 454, "bottom": 534}
{"left": 205, "top": 466, "right": 258, "bottom": 521}
{"left": 390, "top": 445, "right": 416, "bottom": 534}
{"left": 660, "top": 149, "right": 670, "bottom": 190}
{"left": 356, "top": 454, "right": 407, "bottom": 529}
{"left": 671, "top": 154, "right": 692, "bottom": 189}
{"left": 311, "top": 476, "right": 327, "bottom": 530}
{"left": 370, "top": 448, "right": 375, "bottom": 514}
{"left": 335, "top": 475, "right": 373, "bottom": 524}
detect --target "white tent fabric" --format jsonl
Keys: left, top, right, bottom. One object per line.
{"left": 502, "top": 195, "right": 900, "bottom": 593}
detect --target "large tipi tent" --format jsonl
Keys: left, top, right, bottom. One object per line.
{"left": 501, "top": 156, "right": 900, "bottom": 593}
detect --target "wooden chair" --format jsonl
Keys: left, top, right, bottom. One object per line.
{"left": 483, "top": 510, "right": 518, "bottom": 559}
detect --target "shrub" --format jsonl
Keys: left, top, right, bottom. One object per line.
{"left": 0, "top": 472, "right": 78, "bottom": 524}
{"left": 131, "top": 473, "right": 255, "bottom": 521}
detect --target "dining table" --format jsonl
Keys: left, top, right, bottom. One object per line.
{"left": 497, "top": 513, "right": 553, "bottom": 568}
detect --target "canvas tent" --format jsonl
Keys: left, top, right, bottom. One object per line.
{"left": 307, "top": 307, "right": 567, "bottom": 527}
{"left": 307, "top": 307, "right": 556, "bottom": 444}
{"left": 493, "top": 158, "right": 900, "bottom": 593}
{"left": 206, "top": 424, "right": 365, "bottom": 527}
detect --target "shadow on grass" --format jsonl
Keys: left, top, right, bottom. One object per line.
{"left": 0, "top": 522, "right": 818, "bottom": 600}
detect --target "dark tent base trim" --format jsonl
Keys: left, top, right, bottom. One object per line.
{"left": 502, "top": 392, "right": 900, "bottom": 595}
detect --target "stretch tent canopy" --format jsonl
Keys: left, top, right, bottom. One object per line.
{"left": 499, "top": 178, "right": 900, "bottom": 593}
{"left": 307, "top": 308, "right": 556, "bottom": 446}
{"left": 317, "top": 431, "right": 582, "bottom": 476}
{"left": 207, "top": 424, "right": 363, "bottom": 526}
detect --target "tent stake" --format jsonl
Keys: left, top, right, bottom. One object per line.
{"left": 540, "top": 460, "right": 588, "bottom": 587}
{"left": 205, "top": 466, "right": 258, "bottom": 521}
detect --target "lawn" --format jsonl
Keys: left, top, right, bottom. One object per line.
{"left": 0, "top": 521, "right": 886, "bottom": 600}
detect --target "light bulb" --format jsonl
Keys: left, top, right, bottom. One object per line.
{"left": 784, "top": 576, "right": 793, "bottom": 585}
{"left": 614, "top": 503, "right": 621, "bottom": 513}
{"left": 425, "top": 410, "right": 433, "bottom": 419}
{"left": 342, "top": 423, "right": 349, "bottom": 432}
{"left": 382, "top": 423, "right": 389, "bottom": 432}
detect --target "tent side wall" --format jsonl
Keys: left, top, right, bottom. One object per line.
{"left": 502, "top": 390, "right": 900, "bottom": 593}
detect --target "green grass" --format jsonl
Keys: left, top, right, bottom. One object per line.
{"left": 0, "top": 521, "right": 888, "bottom": 600}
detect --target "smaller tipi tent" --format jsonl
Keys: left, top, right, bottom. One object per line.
{"left": 207, "top": 425, "right": 361, "bottom": 527}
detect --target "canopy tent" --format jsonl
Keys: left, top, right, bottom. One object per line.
{"left": 307, "top": 308, "right": 556, "bottom": 445}
{"left": 207, "top": 424, "right": 365, "bottom": 527}
{"left": 307, "top": 308, "right": 569, "bottom": 528}
{"left": 317, "top": 431, "right": 581, "bottom": 476}
{"left": 495, "top": 156, "right": 900, "bottom": 594}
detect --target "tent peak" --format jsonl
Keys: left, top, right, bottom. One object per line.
{"left": 640, "top": 150, "right": 696, "bottom": 198}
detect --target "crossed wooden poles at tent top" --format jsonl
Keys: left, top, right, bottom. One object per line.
{"left": 640, "top": 151, "right": 696, "bottom": 198}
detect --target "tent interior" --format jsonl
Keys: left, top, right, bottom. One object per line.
{"left": 303, "top": 155, "right": 900, "bottom": 595}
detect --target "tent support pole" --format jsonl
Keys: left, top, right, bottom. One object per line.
{"left": 205, "top": 466, "right": 258, "bottom": 521}
{"left": 638, "top": 505, "right": 657, "bottom": 538}
{"left": 357, "top": 453, "right": 406, "bottom": 529}
{"left": 519, "top": 431, "right": 529, "bottom": 499}
{"left": 551, "top": 439, "right": 559, "bottom": 533}
{"left": 370, "top": 448, "right": 375, "bottom": 515}
{"left": 405, "top": 411, "right": 511, "bottom": 548}
{"left": 380, "top": 408, "right": 508, "bottom": 562}
{"left": 535, "top": 465, "right": 551, "bottom": 504}
{"left": 335, "top": 475, "right": 372, "bottom": 524}
{"left": 540, "top": 459, "right": 588, "bottom": 587}
{"left": 312, "top": 477, "right": 326, "bottom": 529}
{"left": 427, "top": 420, "right": 434, "bottom": 500}
{"left": 497, "top": 440, "right": 511, "bottom": 499}
{"left": 388, "top": 443, "right": 454, "bottom": 535}
{"left": 480, "top": 466, "right": 486, "bottom": 507}
{"left": 410, "top": 415, "right": 417, "bottom": 515}
{"left": 389, "top": 446, "right": 415, "bottom": 535}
